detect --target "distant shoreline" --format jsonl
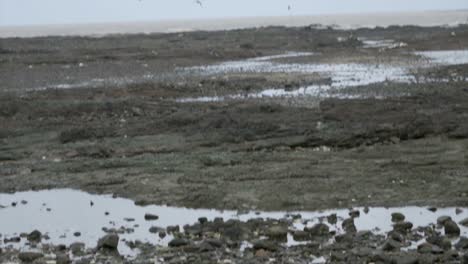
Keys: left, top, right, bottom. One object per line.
{"left": 1, "top": 10, "right": 467, "bottom": 38}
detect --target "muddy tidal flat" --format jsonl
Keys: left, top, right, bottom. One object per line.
{"left": 1, "top": 24, "right": 468, "bottom": 263}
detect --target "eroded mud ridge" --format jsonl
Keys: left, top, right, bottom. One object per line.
{"left": 1, "top": 24, "right": 468, "bottom": 262}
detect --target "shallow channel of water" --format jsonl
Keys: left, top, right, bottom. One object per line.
{"left": 0, "top": 189, "right": 467, "bottom": 257}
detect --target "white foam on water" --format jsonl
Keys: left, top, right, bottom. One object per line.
{"left": 0, "top": 189, "right": 467, "bottom": 257}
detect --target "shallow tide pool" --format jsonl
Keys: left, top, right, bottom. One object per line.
{"left": 0, "top": 189, "right": 467, "bottom": 257}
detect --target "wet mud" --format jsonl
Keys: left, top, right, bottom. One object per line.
{"left": 1, "top": 24, "right": 468, "bottom": 262}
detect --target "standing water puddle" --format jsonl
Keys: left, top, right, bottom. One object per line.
{"left": 176, "top": 49, "right": 468, "bottom": 103}
{"left": 0, "top": 189, "right": 467, "bottom": 257}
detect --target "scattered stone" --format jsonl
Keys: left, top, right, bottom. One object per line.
{"left": 167, "top": 225, "right": 180, "bottom": 233}
{"left": 428, "top": 207, "right": 437, "bottom": 212}
{"left": 252, "top": 240, "right": 278, "bottom": 252}
{"left": 149, "top": 226, "right": 164, "bottom": 234}
{"left": 11, "top": 202, "right": 17, "bottom": 207}
{"left": 444, "top": 220, "right": 460, "bottom": 237}
{"left": 124, "top": 218, "right": 135, "bottom": 222}
{"left": 27, "top": 230, "right": 42, "bottom": 242}
{"left": 70, "top": 242, "right": 85, "bottom": 255}
{"left": 349, "top": 209, "right": 360, "bottom": 218}
{"left": 393, "top": 221, "right": 413, "bottom": 233}
{"left": 168, "top": 238, "right": 189, "bottom": 247}
{"left": 144, "top": 213, "right": 159, "bottom": 221}
{"left": 265, "top": 225, "right": 288, "bottom": 241}
{"left": 56, "top": 253, "right": 70, "bottom": 264}
{"left": 342, "top": 218, "right": 357, "bottom": 233}
{"left": 327, "top": 214, "right": 337, "bottom": 224}
{"left": 105, "top": 211, "right": 109, "bottom": 216}
{"left": 198, "top": 217, "right": 208, "bottom": 224}
{"left": 437, "top": 216, "right": 452, "bottom": 225}
{"left": 382, "top": 238, "right": 402, "bottom": 251}
{"left": 18, "top": 252, "right": 44, "bottom": 262}
{"left": 97, "top": 234, "right": 119, "bottom": 250}
{"left": 418, "top": 243, "right": 444, "bottom": 254}
{"left": 455, "top": 237, "right": 468, "bottom": 249}
{"left": 73, "top": 232, "right": 81, "bottom": 237}
{"left": 158, "top": 231, "right": 167, "bottom": 238}
{"left": 306, "top": 223, "right": 330, "bottom": 236}
{"left": 292, "top": 230, "right": 310, "bottom": 241}
{"left": 459, "top": 218, "right": 468, "bottom": 227}
{"left": 363, "top": 207, "right": 370, "bottom": 214}
{"left": 426, "top": 235, "right": 452, "bottom": 250}
{"left": 456, "top": 208, "right": 463, "bottom": 215}
{"left": 21, "top": 200, "right": 28, "bottom": 205}
{"left": 391, "top": 212, "right": 405, "bottom": 222}
{"left": 255, "top": 249, "right": 269, "bottom": 258}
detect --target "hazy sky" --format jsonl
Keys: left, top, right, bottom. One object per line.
{"left": 1, "top": 0, "right": 467, "bottom": 26}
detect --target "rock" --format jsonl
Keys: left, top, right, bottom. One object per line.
{"left": 292, "top": 230, "right": 310, "bottom": 241}
{"left": 460, "top": 218, "right": 468, "bottom": 227}
{"left": 330, "top": 251, "right": 347, "bottom": 261}
{"left": 327, "top": 214, "right": 337, "bottom": 224}
{"left": 70, "top": 242, "right": 85, "bottom": 255}
{"left": 205, "top": 239, "right": 223, "bottom": 248}
{"left": 18, "top": 252, "right": 43, "bottom": 262}
{"left": 305, "top": 223, "right": 330, "bottom": 236}
{"left": 463, "top": 253, "right": 468, "bottom": 264}
{"left": 4, "top": 236, "right": 21, "bottom": 243}
{"left": 198, "top": 217, "right": 208, "bottom": 224}
{"left": 426, "top": 235, "right": 452, "bottom": 250}
{"left": 73, "top": 232, "right": 81, "bottom": 237}
{"left": 56, "top": 253, "right": 71, "bottom": 264}
{"left": 144, "top": 213, "right": 159, "bottom": 221}
{"left": 391, "top": 212, "right": 405, "bottom": 222}
{"left": 158, "top": 231, "right": 167, "bottom": 238}
{"left": 382, "top": 238, "right": 402, "bottom": 251}
{"left": 455, "top": 237, "right": 468, "bottom": 249}
{"left": 168, "top": 238, "right": 189, "bottom": 247}
{"left": 428, "top": 207, "right": 437, "bottom": 212}
{"left": 456, "top": 208, "right": 463, "bottom": 215}
{"left": 97, "top": 234, "right": 119, "bottom": 250}
{"left": 393, "top": 221, "right": 413, "bottom": 233}
{"left": 255, "top": 249, "right": 269, "bottom": 258}
{"left": 363, "top": 207, "right": 370, "bottom": 214}
{"left": 388, "top": 231, "right": 405, "bottom": 243}
{"left": 444, "top": 220, "right": 460, "bottom": 237}
{"left": 342, "top": 218, "right": 357, "bottom": 233}
{"left": 198, "top": 241, "right": 215, "bottom": 252}
{"left": 167, "top": 225, "right": 180, "bottom": 233}
{"left": 437, "top": 215, "right": 452, "bottom": 225}
{"left": 417, "top": 243, "right": 444, "bottom": 254}
{"left": 149, "top": 226, "right": 164, "bottom": 234}
{"left": 27, "top": 230, "right": 42, "bottom": 242}
{"left": 252, "top": 240, "right": 278, "bottom": 252}
{"left": 349, "top": 209, "right": 360, "bottom": 218}
{"left": 265, "top": 225, "right": 288, "bottom": 241}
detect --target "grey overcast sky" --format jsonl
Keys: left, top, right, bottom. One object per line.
{"left": 1, "top": 0, "right": 468, "bottom": 26}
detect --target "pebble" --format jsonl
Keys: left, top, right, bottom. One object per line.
{"left": 144, "top": 213, "right": 159, "bottom": 221}
{"left": 97, "top": 234, "right": 119, "bottom": 250}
